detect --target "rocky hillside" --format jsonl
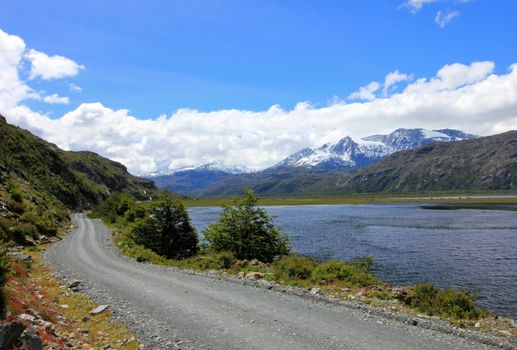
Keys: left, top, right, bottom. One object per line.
{"left": 0, "top": 115, "right": 155, "bottom": 209}
{"left": 342, "top": 131, "right": 517, "bottom": 192}
{"left": 0, "top": 114, "right": 156, "bottom": 245}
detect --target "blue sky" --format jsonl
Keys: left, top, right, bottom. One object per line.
{"left": 1, "top": 1, "right": 517, "bottom": 174}
{"left": 2, "top": 0, "right": 516, "bottom": 117}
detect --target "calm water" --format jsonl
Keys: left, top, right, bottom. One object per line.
{"left": 189, "top": 204, "right": 517, "bottom": 319}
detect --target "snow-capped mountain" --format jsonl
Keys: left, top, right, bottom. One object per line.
{"left": 274, "top": 128, "right": 477, "bottom": 170}
{"left": 146, "top": 162, "right": 252, "bottom": 196}
{"left": 148, "top": 162, "right": 251, "bottom": 177}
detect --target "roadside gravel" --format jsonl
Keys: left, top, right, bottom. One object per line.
{"left": 45, "top": 214, "right": 513, "bottom": 350}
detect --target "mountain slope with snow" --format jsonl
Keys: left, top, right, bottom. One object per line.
{"left": 274, "top": 128, "right": 476, "bottom": 170}
{"left": 147, "top": 162, "right": 252, "bottom": 195}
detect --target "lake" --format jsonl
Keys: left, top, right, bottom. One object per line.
{"left": 189, "top": 203, "right": 517, "bottom": 319}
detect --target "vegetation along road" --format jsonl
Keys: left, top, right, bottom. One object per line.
{"left": 46, "top": 214, "right": 500, "bottom": 350}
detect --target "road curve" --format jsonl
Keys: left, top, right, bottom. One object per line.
{"left": 46, "top": 214, "right": 498, "bottom": 350}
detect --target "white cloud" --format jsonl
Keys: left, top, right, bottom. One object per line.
{"left": 1, "top": 28, "right": 517, "bottom": 176}
{"left": 348, "top": 81, "right": 381, "bottom": 101}
{"left": 401, "top": 0, "right": 440, "bottom": 13}
{"left": 0, "top": 29, "right": 36, "bottom": 110}
{"left": 43, "top": 93, "right": 70, "bottom": 105}
{"left": 435, "top": 10, "right": 460, "bottom": 28}
{"left": 25, "top": 49, "right": 84, "bottom": 80}
{"left": 69, "top": 83, "right": 82, "bottom": 92}
{"left": 383, "top": 70, "right": 412, "bottom": 95}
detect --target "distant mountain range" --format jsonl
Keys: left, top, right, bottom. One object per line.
{"left": 148, "top": 128, "right": 478, "bottom": 196}
{"left": 150, "top": 162, "right": 252, "bottom": 196}
{"left": 273, "top": 128, "right": 476, "bottom": 170}
{"left": 342, "top": 131, "right": 517, "bottom": 193}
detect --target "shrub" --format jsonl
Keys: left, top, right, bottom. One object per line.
{"left": 6, "top": 198, "right": 25, "bottom": 214}
{"left": 34, "top": 219, "right": 58, "bottom": 236}
{"left": 311, "top": 260, "right": 380, "bottom": 287}
{"left": 9, "top": 223, "right": 38, "bottom": 244}
{"left": 131, "top": 197, "right": 198, "bottom": 259}
{"left": 204, "top": 189, "right": 290, "bottom": 263}
{"left": 124, "top": 205, "right": 146, "bottom": 223}
{"left": 274, "top": 253, "right": 317, "bottom": 280}
{"left": 411, "top": 283, "right": 485, "bottom": 319}
{"left": 186, "top": 251, "right": 237, "bottom": 270}
{"left": 10, "top": 190, "right": 23, "bottom": 203}
{"left": 349, "top": 256, "right": 374, "bottom": 273}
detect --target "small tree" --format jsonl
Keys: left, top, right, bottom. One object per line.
{"left": 131, "top": 197, "right": 198, "bottom": 259}
{"left": 204, "top": 189, "right": 290, "bottom": 262}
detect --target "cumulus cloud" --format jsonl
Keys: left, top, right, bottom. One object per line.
{"left": 0, "top": 29, "right": 37, "bottom": 110}
{"left": 401, "top": 0, "right": 440, "bottom": 13}
{"left": 347, "top": 81, "right": 381, "bottom": 101}
{"left": 383, "top": 70, "right": 412, "bottom": 95}
{"left": 435, "top": 10, "right": 460, "bottom": 28}
{"left": 350, "top": 70, "right": 412, "bottom": 100}
{"left": 43, "top": 93, "right": 70, "bottom": 104}
{"left": 1, "top": 28, "right": 517, "bottom": 176}
{"left": 69, "top": 83, "right": 82, "bottom": 92}
{"left": 25, "top": 49, "right": 84, "bottom": 80}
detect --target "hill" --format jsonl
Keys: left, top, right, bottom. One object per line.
{"left": 0, "top": 114, "right": 156, "bottom": 245}
{"left": 196, "top": 131, "right": 516, "bottom": 196}
{"left": 342, "top": 131, "right": 517, "bottom": 192}
{"left": 149, "top": 128, "right": 476, "bottom": 196}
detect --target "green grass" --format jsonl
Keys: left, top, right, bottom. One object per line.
{"left": 410, "top": 283, "right": 487, "bottom": 320}
{"left": 179, "top": 190, "right": 517, "bottom": 207}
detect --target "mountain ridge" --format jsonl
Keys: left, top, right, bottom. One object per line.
{"left": 149, "top": 128, "right": 477, "bottom": 195}
{"left": 273, "top": 128, "right": 477, "bottom": 170}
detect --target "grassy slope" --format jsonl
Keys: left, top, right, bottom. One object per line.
{"left": 0, "top": 115, "right": 156, "bottom": 347}
{"left": 0, "top": 115, "right": 155, "bottom": 211}
{"left": 191, "top": 132, "right": 517, "bottom": 197}
{"left": 179, "top": 191, "right": 517, "bottom": 207}
{"left": 344, "top": 131, "right": 517, "bottom": 193}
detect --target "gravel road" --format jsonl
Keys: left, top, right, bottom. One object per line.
{"left": 45, "top": 214, "right": 505, "bottom": 350}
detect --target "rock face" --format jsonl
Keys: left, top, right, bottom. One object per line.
{"left": 342, "top": 131, "right": 517, "bottom": 192}
{"left": 0, "top": 321, "right": 26, "bottom": 349}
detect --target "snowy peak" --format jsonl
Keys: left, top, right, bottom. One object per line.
{"left": 362, "top": 128, "right": 476, "bottom": 150}
{"left": 275, "top": 128, "right": 477, "bottom": 170}
{"left": 149, "top": 162, "right": 251, "bottom": 177}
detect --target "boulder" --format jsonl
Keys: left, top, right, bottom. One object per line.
{"left": 0, "top": 321, "right": 26, "bottom": 349}
{"left": 19, "top": 326, "right": 43, "bottom": 350}
{"left": 310, "top": 288, "right": 321, "bottom": 295}
{"left": 90, "top": 305, "right": 109, "bottom": 315}
{"left": 245, "top": 272, "right": 264, "bottom": 280}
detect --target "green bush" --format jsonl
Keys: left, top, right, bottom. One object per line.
{"left": 411, "top": 283, "right": 485, "bottom": 319}
{"left": 204, "top": 189, "right": 290, "bottom": 263}
{"left": 34, "top": 219, "right": 58, "bottom": 236}
{"left": 10, "top": 190, "right": 23, "bottom": 203}
{"left": 311, "top": 260, "right": 380, "bottom": 287}
{"left": 183, "top": 251, "right": 237, "bottom": 270}
{"left": 274, "top": 253, "right": 317, "bottom": 280}
{"left": 0, "top": 243, "right": 10, "bottom": 319}
{"left": 349, "top": 256, "right": 374, "bottom": 273}
{"left": 124, "top": 205, "right": 146, "bottom": 223}
{"left": 9, "top": 223, "right": 38, "bottom": 244}
{"left": 131, "top": 197, "right": 198, "bottom": 259}
{"left": 6, "top": 198, "right": 25, "bottom": 214}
